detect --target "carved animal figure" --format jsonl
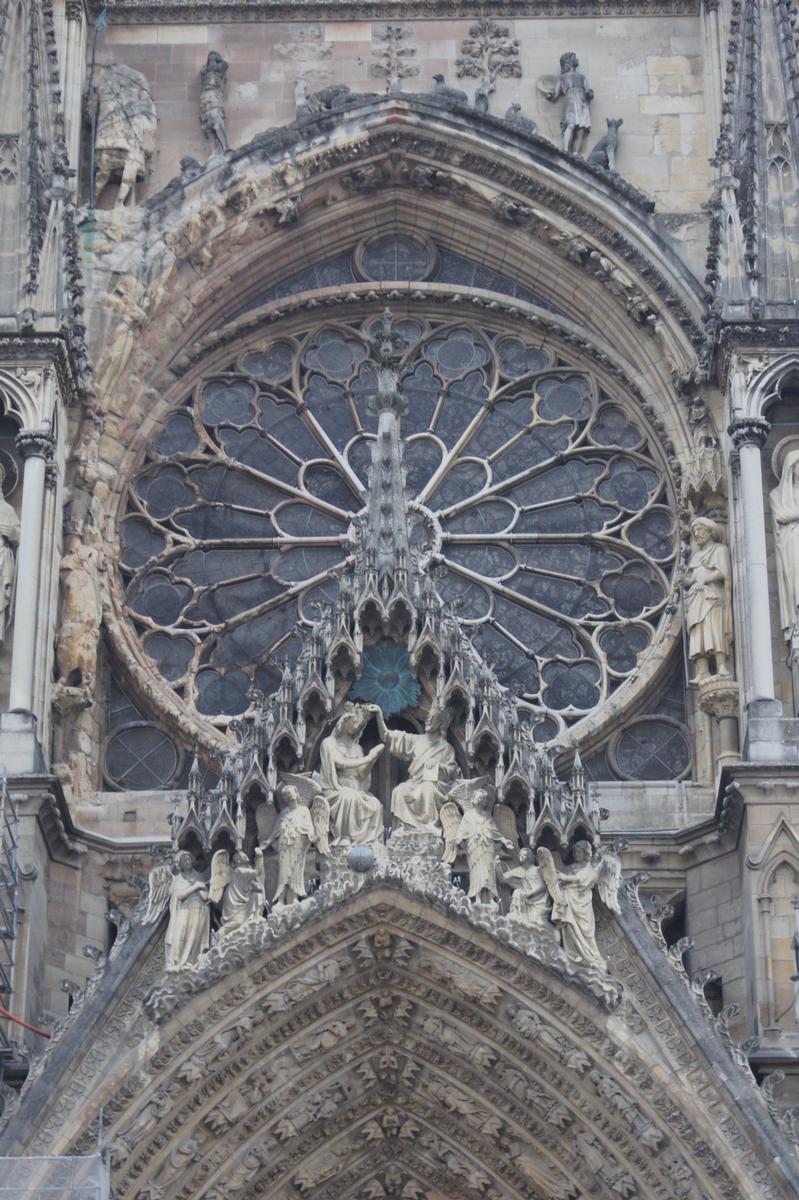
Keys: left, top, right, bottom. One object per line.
{"left": 295, "top": 80, "right": 354, "bottom": 118}
{"left": 504, "top": 103, "right": 538, "bottom": 136}
{"left": 474, "top": 79, "right": 495, "bottom": 115}
{"left": 90, "top": 64, "right": 157, "bottom": 206}
{"left": 587, "top": 117, "right": 623, "bottom": 171}
{"left": 432, "top": 73, "right": 468, "bottom": 105}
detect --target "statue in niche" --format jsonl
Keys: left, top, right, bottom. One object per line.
{"left": 318, "top": 702, "right": 385, "bottom": 850}
{"left": 0, "top": 463, "right": 19, "bottom": 645}
{"left": 538, "top": 841, "right": 620, "bottom": 973}
{"left": 538, "top": 51, "right": 593, "bottom": 154}
{"left": 441, "top": 781, "right": 515, "bottom": 905}
{"left": 770, "top": 446, "right": 799, "bottom": 637}
{"left": 209, "top": 847, "right": 265, "bottom": 934}
{"left": 496, "top": 848, "right": 552, "bottom": 931}
{"left": 89, "top": 64, "right": 157, "bottom": 207}
{"left": 371, "top": 702, "right": 458, "bottom": 834}
{"left": 199, "top": 51, "right": 229, "bottom": 155}
{"left": 683, "top": 516, "right": 733, "bottom": 678}
{"left": 144, "top": 851, "right": 210, "bottom": 972}
{"left": 262, "top": 783, "right": 319, "bottom": 905}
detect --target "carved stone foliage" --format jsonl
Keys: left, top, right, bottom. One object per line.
{"left": 89, "top": 64, "right": 157, "bottom": 207}
{"left": 455, "top": 19, "right": 521, "bottom": 82}
{"left": 88, "top": 0, "right": 702, "bottom": 20}
{"left": 0, "top": 134, "right": 19, "bottom": 183}
{"left": 7, "top": 891, "right": 794, "bottom": 1200}
{"left": 370, "top": 24, "right": 418, "bottom": 85}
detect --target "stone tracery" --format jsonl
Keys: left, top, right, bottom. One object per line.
{"left": 116, "top": 307, "right": 677, "bottom": 756}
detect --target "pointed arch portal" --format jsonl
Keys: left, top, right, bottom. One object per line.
{"left": 5, "top": 94, "right": 798, "bottom": 1200}
{"left": 3, "top": 880, "right": 798, "bottom": 1200}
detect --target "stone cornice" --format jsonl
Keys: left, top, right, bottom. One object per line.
{"left": 88, "top": 0, "right": 701, "bottom": 23}
{"left": 0, "top": 332, "right": 84, "bottom": 407}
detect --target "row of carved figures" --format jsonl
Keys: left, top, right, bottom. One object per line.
{"left": 145, "top": 699, "right": 620, "bottom": 980}
{"left": 87, "top": 50, "right": 622, "bottom": 208}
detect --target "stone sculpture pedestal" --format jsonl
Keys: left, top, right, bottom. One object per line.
{"left": 697, "top": 677, "right": 740, "bottom": 768}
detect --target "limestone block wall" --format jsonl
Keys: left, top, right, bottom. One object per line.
{"left": 94, "top": 16, "right": 710, "bottom": 263}
{"left": 685, "top": 846, "right": 747, "bottom": 1029}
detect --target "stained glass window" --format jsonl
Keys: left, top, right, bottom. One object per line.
{"left": 118, "top": 315, "right": 676, "bottom": 744}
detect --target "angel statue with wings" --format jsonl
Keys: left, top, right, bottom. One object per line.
{"left": 143, "top": 850, "right": 210, "bottom": 972}
{"left": 441, "top": 780, "right": 516, "bottom": 905}
{"left": 262, "top": 782, "right": 323, "bottom": 906}
{"left": 209, "top": 847, "right": 266, "bottom": 936}
{"left": 537, "top": 841, "right": 621, "bottom": 973}
{"left": 319, "top": 702, "right": 385, "bottom": 850}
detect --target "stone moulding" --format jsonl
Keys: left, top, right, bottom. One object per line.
{"left": 88, "top": 0, "right": 701, "bottom": 22}
{"left": 141, "top": 864, "right": 625, "bottom": 1023}
{"left": 5, "top": 879, "right": 799, "bottom": 1200}
{"left": 131, "top": 93, "right": 704, "bottom": 347}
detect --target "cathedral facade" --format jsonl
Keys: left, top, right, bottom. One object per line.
{"left": 2, "top": 1, "right": 799, "bottom": 1197}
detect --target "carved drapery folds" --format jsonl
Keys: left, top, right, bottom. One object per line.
{"left": 138, "top": 335, "right": 626, "bottom": 989}
{"left": 87, "top": 64, "right": 157, "bottom": 207}
{"left": 199, "top": 51, "right": 229, "bottom": 156}
{"left": 8, "top": 889, "right": 796, "bottom": 1200}
{"left": 769, "top": 437, "right": 799, "bottom": 641}
{"left": 537, "top": 52, "right": 593, "bottom": 155}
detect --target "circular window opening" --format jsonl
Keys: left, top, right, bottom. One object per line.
{"left": 355, "top": 233, "right": 435, "bottom": 282}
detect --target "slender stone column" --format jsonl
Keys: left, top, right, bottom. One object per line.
{"left": 63, "top": 1, "right": 87, "bottom": 173}
{"left": 8, "top": 430, "right": 55, "bottom": 714}
{"left": 701, "top": 0, "right": 723, "bottom": 153}
{"left": 728, "top": 417, "right": 775, "bottom": 706}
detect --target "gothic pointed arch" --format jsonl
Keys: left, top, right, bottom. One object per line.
{"left": 2, "top": 878, "right": 797, "bottom": 1199}
{"left": 78, "top": 99, "right": 709, "bottom": 790}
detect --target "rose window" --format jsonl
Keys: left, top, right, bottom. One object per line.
{"left": 118, "top": 316, "right": 676, "bottom": 741}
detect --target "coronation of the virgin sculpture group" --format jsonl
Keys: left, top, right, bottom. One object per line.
{"left": 7, "top": 2, "right": 799, "bottom": 1199}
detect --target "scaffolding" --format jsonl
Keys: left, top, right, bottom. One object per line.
{"left": 0, "top": 1155, "right": 109, "bottom": 1200}
{"left": 0, "top": 775, "right": 19, "bottom": 1085}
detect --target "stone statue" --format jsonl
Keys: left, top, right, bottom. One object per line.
{"left": 587, "top": 117, "right": 623, "bottom": 171}
{"left": 262, "top": 784, "right": 317, "bottom": 905}
{"left": 372, "top": 703, "right": 458, "bottom": 834}
{"left": 474, "top": 79, "right": 495, "bottom": 115}
{"left": 770, "top": 446, "right": 799, "bottom": 636}
{"left": 432, "top": 73, "right": 469, "bottom": 105}
{"left": 496, "top": 849, "right": 552, "bottom": 931}
{"left": 295, "top": 79, "right": 354, "bottom": 119}
{"left": 319, "top": 702, "right": 385, "bottom": 850}
{"left": 504, "top": 102, "right": 538, "bottom": 136}
{"left": 143, "top": 851, "right": 210, "bottom": 972}
{"left": 538, "top": 841, "right": 620, "bottom": 972}
{"left": 683, "top": 517, "right": 732, "bottom": 678}
{"left": 538, "top": 51, "right": 593, "bottom": 154}
{"left": 209, "top": 848, "right": 265, "bottom": 935}
{"left": 89, "top": 64, "right": 157, "bottom": 207}
{"left": 0, "top": 464, "right": 19, "bottom": 645}
{"left": 442, "top": 782, "right": 514, "bottom": 905}
{"left": 54, "top": 543, "right": 103, "bottom": 690}
{"left": 199, "top": 51, "right": 229, "bottom": 154}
